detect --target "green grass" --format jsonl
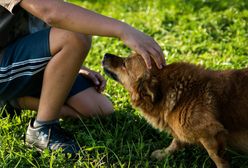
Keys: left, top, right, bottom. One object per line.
{"left": 1, "top": 0, "right": 248, "bottom": 167}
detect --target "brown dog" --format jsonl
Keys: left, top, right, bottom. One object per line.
{"left": 102, "top": 53, "right": 248, "bottom": 168}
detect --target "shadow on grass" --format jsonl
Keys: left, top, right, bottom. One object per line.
{"left": 61, "top": 106, "right": 248, "bottom": 168}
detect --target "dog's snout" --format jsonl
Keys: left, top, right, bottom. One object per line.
{"left": 104, "top": 53, "right": 116, "bottom": 60}
{"left": 103, "top": 53, "right": 113, "bottom": 66}
{"left": 103, "top": 53, "right": 124, "bottom": 68}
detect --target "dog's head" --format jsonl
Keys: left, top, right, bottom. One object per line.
{"left": 102, "top": 53, "right": 163, "bottom": 106}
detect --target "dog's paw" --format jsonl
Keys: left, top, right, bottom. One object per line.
{"left": 150, "top": 149, "right": 166, "bottom": 160}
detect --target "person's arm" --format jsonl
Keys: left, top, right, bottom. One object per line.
{"left": 20, "top": 0, "right": 165, "bottom": 69}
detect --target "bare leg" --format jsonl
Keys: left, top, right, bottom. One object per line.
{"left": 18, "top": 96, "right": 80, "bottom": 118}
{"left": 17, "top": 87, "right": 114, "bottom": 118}
{"left": 151, "top": 138, "right": 186, "bottom": 160}
{"left": 36, "top": 28, "right": 91, "bottom": 121}
{"left": 66, "top": 87, "right": 113, "bottom": 117}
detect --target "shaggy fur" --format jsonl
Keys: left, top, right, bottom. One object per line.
{"left": 102, "top": 53, "right": 248, "bottom": 168}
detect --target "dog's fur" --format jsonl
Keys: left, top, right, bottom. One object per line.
{"left": 102, "top": 53, "right": 248, "bottom": 168}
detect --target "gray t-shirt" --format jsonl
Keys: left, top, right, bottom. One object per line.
{"left": 0, "top": 0, "right": 48, "bottom": 58}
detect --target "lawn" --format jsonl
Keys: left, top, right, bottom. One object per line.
{"left": 1, "top": 0, "right": 248, "bottom": 167}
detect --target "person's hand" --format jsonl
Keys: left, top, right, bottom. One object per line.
{"left": 119, "top": 24, "right": 166, "bottom": 69}
{"left": 79, "top": 67, "right": 106, "bottom": 92}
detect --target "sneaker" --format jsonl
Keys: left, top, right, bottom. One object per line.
{"left": 25, "top": 118, "right": 80, "bottom": 157}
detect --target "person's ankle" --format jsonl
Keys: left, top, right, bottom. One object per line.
{"left": 33, "top": 119, "right": 59, "bottom": 128}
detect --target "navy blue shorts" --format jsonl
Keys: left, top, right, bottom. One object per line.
{"left": 0, "top": 28, "right": 93, "bottom": 105}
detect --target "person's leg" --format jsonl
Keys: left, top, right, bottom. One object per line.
{"left": 17, "top": 87, "right": 114, "bottom": 118}
{"left": 65, "top": 87, "right": 114, "bottom": 118}
{"left": 24, "top": 29, "right": 92, "bottom": 155}
{"left": 0, "top": 28, "right": 93, "bottom": 155}
{"left": 18, "top": 96, "right": 80, "bottom": 118}
{"left": 36, "top": 28, "right": 92, "bottom": 121}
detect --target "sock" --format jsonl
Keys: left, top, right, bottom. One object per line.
{"left": 33, "top": 119, "right": 59, "bottom": 128}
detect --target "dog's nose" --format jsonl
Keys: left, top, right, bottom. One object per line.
{"left": 103, "top": 53, "right": 114, "bottom": 65}
{"left": 104, "top": 53, "right": 116, "bottom": 60}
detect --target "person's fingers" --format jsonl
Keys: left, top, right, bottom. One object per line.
{"left": 88, "top": 73, "right": 100, "bottom": 86}
{"left": 121, "top": 26, "right": 165, "bottom": 69}
{"left": 153, "top": 45, "right": 166, "bottom": 66}
{"left": 138, "top": 49, "right": 152, "bottom": 69}
{"left": 95, "top": 73, "right": 106, "bottom": 92}
{"left": 79, "top": 68, "right": 107, "bottom": 92}
{"left": 146, "top": 38, "right": 165, "bottom": 66}
{"left": 149, "top": 48, "right": 164, "bottom": 69}
{"left": 100, "top": 80, "right": 106, "bottom": 92}
{"left": 153, "top": 48, "right": 166, "bottom": 67}
{"left": 139, "top": 35, "right": 165, "bottom": 68}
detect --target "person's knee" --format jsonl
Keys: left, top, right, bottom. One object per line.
{"left": 86, "top": 95, "right": 114, "bottom": 117}
{"left": 66, "top": 87, "right": 114, "bottom": 117}
{"left": 75, "top": 34, "right": 92, "bottom": 58}
{"left": 50, "top": 28, "right": 92, "bottom": 60}
{"left": 96, "top": 98, "right": 114, "bottom": 116}
{"left": 85, "top": 88, "right": 114, "bottom": 116}
{"left": 63, "top": 31, "right": 92, "bottom": 58}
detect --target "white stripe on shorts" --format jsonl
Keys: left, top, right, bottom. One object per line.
{"left": 0, "top": 57, "right": 50, "bottom": 83}
{"left": 0, "top": 57, "right": 51, "bottom": 71}
{"left": 0, "top": 67, "right": 45, "bottom": 83}
{"left": 0, "top": 62, "right": 47, "bottom": 78}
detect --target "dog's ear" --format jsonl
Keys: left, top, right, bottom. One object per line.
{"left": 135, "top": 73, "right": 162, "bottom": 104}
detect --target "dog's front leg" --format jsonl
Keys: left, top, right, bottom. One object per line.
{"left": 151, "top": 138, "right": 185, "bottom": 160}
